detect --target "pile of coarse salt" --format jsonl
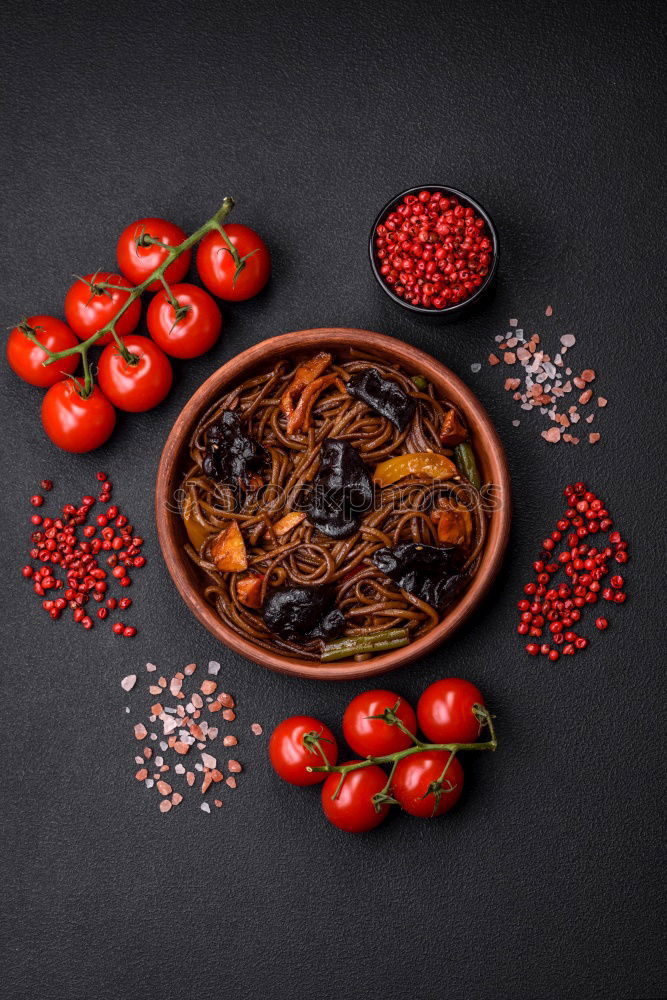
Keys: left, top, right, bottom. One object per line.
{"left": 470, "top": 308, "right": 608, "bottom": 445}
{"left": 121, "top": 660, "right": 264, "bottom": 815}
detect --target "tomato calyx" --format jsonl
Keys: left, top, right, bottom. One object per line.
{"left": 214, "top": 223, "right": 255, "bottom": 286}
{"left": 162, "top": 289, "right": 193, "bottom": 331}
{"left": 365, "top": 699, "right": 417, "bottom": 740}
{"left": 302, "top": 729, "right": 336, "bottom": 765}
{"left": 133, "top": 224, "right": 176, "bottom": 252}
{"left": 18, "top": 320, "right": 97, "bottom": 395}
{"left": 420, "top": 749, "right": 459, "bottom": 812}
{"left": 310, "top": 701, "right": 496, "bottom": 814}
{"left": 73, "top": 271, "right": 124, "bottom": 304}
{"left": 17, "top": 317, "right": 48, "bottom": 346}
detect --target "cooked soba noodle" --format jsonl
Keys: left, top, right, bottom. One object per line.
{"left": 180, "top": 353, "right": 487, "bottom": 661}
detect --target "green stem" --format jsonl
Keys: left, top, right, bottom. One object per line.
{"left": 309, "top": 704, "right": 497, "bottom": 781}
{"left": 212, "top": 216, "right": 245, "bottom": 273}
{"left": 34, "top": 197, "right": 236, "bottom": 369}
{"left": 81, "top": 348, "right": 94, "bottom": 397}
{"left": 159, "top": 273, "right": 181, "bottom": 311}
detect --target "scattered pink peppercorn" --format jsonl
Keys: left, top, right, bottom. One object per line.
{"left": 518, "top": 483, "right": 627, "bottom": 662}
{"left": 21, "top": 476, "right": 144, "bottom": 638}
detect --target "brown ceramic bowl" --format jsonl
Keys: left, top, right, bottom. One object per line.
{"left": 156, "top": 328, "right": 511, "bottom": 680}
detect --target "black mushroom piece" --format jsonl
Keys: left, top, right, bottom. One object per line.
{"left": 202, "top": 411, "right": 267, "bottom": 488}
{"left": 262, "top": 585, "right": 345, "bottom": 642}
{"left": 372, "top": 542, "right": 465, "bottom": 610}
{"left": 305, "top": 439, "right": 373, "bottom": 539}
{"left": 345, "top": 368, "right": 416, "bottom": 431}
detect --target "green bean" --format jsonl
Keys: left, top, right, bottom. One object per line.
{"left": 321, "top": 628, "right": 409, "bottom": 662}
{"left": 411, "top": 375, "right": 429, "bottom": 391}
{"left": 454, "top": 441, "right": 481, "bottom": 490}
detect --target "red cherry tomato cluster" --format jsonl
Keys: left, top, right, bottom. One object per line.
{"left": 5, "top": 203, "right": 271, "bottom": 452}
{"left": 269, "top": 678, "right": 496, "bottom": 834}
{"left": 518, "top": 482, "right": 629, "bottom": 662}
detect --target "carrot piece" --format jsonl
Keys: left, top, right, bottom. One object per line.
{"left": 210, "top": 521, "right": 248, "bottom": 572}
{"left": 438, "top": 408, "right": 468, "bottom": 446}
{"left": 287, "top": 374, "right": 344, "bottom": 434}
{"left": 270, "top": 512, "right": 307, "bottom": 537}
{"left": 436, "top": 506, "right": 472, "bottom": 547}
{"left": 236, "top": 573, "right": 265, "bottom": 610}
{"left": 280, "top": 352, "right": 332, "bottom": 432}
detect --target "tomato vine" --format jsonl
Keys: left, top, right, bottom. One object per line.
{"left": 306, "top": 701, "right": 497, "bottom": 811}
{"left": 19, "top": 197, "right": 241, "bottom": 398}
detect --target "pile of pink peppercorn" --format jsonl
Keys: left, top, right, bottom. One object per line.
{"left": 374, "top": 189, "right": 493, "bottom": 309}
{"left": 22, "top": 473, "right": 144, "bottom": 636}
{"left": 517, "top": 482, "right": 628, "bottom": 661}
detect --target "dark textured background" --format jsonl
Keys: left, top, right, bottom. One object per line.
{"left": 1, "top": 3, "right": 664, "bottom": 999}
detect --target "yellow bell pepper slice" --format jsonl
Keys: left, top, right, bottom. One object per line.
{"left": 373, "top": 452, "right": 458, "bottom": 487}
{"left": 183, "top": 495, "right": 214, "bottom": 552}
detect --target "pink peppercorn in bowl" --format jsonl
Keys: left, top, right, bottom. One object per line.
{"left": 369, "top": 186, "right": 499, "bottom": 320}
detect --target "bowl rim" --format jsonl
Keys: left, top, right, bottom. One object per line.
{"left": 155, "top": 327, "right": 511, "bottom": 680}
{"left": 368, "top": 184, "right": 499, "bottom": 315}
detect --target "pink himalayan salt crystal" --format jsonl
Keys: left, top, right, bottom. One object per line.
{"left": 121, "top": 674, "right": 136, "bottom": 692}
{"left": 134, "top": 723, "right": 147, "bottom": 740}
{"left": 541, "top": 427, "right": 562, "bottom": 443}
{"left": 545, "top": 305, "right": 553, "bottom": 316}
{"left": 251, "top": 723, "right": 263, "bottom": 736}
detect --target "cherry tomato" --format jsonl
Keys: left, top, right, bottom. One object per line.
{"left": 321, "top": 763, "right": 390, "bottom": 833}
{"left": 116, "top": 217, "right": 190, "bottom": 291}
{"left": 392, "top": 751, "right": 464, "bottom": 818}
{"left": 64, "top": 272, "right": 141, "bottom": 345}
{"left": 97, "top": 335, "right": 172, "bottom": 412}
{"left": 196, "top": 223, "right": 270, "bottom": 301}
{"left": 41, "top": 381, "right": 116, "bottom": 452}
{"left": 417, "top": 678, "right": 485, "bottom": 745}
{"left": 6, "top": 316, "right": 79, "bottom": 388}
{"left": 269, "top": 715, "right": 338, "bottom": 786}
{"left": 146, "top": 283, "right": 222, "bottom": 358}
{"left": 342, "top": 689, "right": 417, "bottom": 757}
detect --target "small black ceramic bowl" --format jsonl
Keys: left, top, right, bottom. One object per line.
{"left": 369, "top": 185, "right": 499, "bottom": 321}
